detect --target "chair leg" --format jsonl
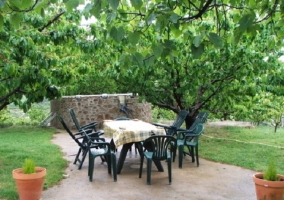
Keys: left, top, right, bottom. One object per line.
{"left": 167, "top": 157, "right": 172, "bottom": 185}
{"left": 88, "top": 152, "right": 91, "bottom": 177}
{"left": 100, "top": 155, "right": 105, "bottom": 162}
{"left": 128, "top": 143, "right": 132, "bottom": 153}
{"left": 78, "top": 149, "right": 88, "bottom": 170}
{"left": 191, "top": 146, "right": 195, "bottom": 163}
{"left": 146, "top": 158, "right": 152, "bottom": 185}
{"left": 111, "top": 153, "right": 117, "bottom": 182}
{"left": 74, "top": 148, "right": 82, "bottom": 164}
{"left": 134, "top": 143, "right": 138, "bottom": 154}
{"left": 196, "top": 145, "right": 199, "bottom": 167}
{"left": 107, "top": 155, "right": 112, "bottom": 174}
{"left": 172, "top": 145, "right": 177, "bottom": 162}
{"left": 178, "top": 144, "right": 184, "bottom": 168}
{"left": 89, "top": 155, "right": 94, "bottom": 182}
{"left": 139, "top": 155, "right": 144, "bottom": 178}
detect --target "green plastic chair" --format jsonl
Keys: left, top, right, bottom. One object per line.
{"left": 139, "top": 135, "right": 177, "bottom": 185}
{"left": 87, "top": 131, "right": 117, "bottom": 182}
{"left": 196, "top": 112, "right": 209, "bottom": 124}
{"left": 177, "top": 123, "right": 204, "bottom": 168}
{"left": 57, "top": 115, "right": 104, "bottom": 169}
{"left": 69, "top": 108, "right": 104, "bottom": 137}
{"left": 153, "top": 110, "right": 189, "bottom": 137}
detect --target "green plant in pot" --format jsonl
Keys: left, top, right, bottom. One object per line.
{"left": 22, "top": 159, "right": 36, "bottom": 174}
{"left": 12, "top": 158, "right": 46, "bottom": 200}
{"left": 253, "top": 158, "right": 284, "bottom": 200}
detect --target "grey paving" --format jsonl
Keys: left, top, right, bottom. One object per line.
{"left": 42, "top": 131, "right": 257, "bottom": 200}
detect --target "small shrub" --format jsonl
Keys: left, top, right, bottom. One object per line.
{"left": 28, "top": 106, "right": 47, "bottom": 123}
{"left": 264, "top": 158, "right": 279, "bottom": 181}
{"left": 22, "top": 159, "right": 36, "bottom": 174}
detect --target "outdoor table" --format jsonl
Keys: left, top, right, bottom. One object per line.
{"left": 103, "top": 119, "right": 165, "bottom": 174}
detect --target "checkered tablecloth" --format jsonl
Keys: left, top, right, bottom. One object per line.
{"left": 103, "top": 120, "right": 165, "bottom": 148}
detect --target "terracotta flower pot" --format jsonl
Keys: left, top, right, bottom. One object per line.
{"left": 12, "top": 167, "right": 46, "bottom": 200}
{"left": 253, "top": 173, "right": 284, "bottom": 200}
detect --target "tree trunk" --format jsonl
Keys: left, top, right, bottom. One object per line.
{"left": 184, "top": 113, "right": 196, "bottom": 129}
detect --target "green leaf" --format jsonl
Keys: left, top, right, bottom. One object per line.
{"left": 276, "top": 19, "right": 284, "bottom": 26}
{"left": 152, "top": 43, "right": 163, "bottom": 57}
{"left": 131, "top": 0, "right": 143, "bottom": 10}
{"left": 193, "top": 35, "right": 203, "bottom": 47}
{"left": 191, "top": 43, "right": 204, "bottom": 59}
{"left": 40, "top": 8, "right": 45, "bottom": 18}
{"left": 106, "top": 12, "right": 116, "bottom": 24}
{"left": 110, "top": 26, "right": 125, "bottom": 42}
{"left": 9, "top": 0, "right": 22, "bottom": 9}
{"left": 164, "top": 40, "right": 176, "bottom": 50}
{"left": 208, "top": 32, "right": 223, "bottom": 48}
{"left": 233, "top": 28, "right": 243, "bottom": 44}
{"left": 108, "top": 0, "right": 119, "bottom": 10}
{"left": 65, "top": 0, "right": 79, "bottom": 12}
{"left": 128, "top": 32, "right": 140, "bottom": 45}
{"left": 147, "top": 13, "right": 156, "bottom": 25}
{"left": 0, "top": 14, "right": 3, "bottom": 31}
{"left": 90, "top": 0, "right": 102, "bottom": 19}
{"left": 170, "top": 24, "right": 182, "bottom": 37}
{"left": 133, "top": 52, "right": 144, "bottom": 67}
{"left": 169, "top": 13, "right": 180, "bottom": 23}
{"left": 0, "top": 0, "right": 6, "bottom": 8}
{"left": 22, "top": 0, "right": 33, "bottom": 9}
{"left": 144, "top": 55, "right": 155, "bottom": 67}
{"left": 268, "top": 35, "right": 276, "bottom": 50}
{"left": 10, "top": 13, "right": 22, "bottom": 30}
{"left": 239, "top": 13, "right": 255, "bottom": 32}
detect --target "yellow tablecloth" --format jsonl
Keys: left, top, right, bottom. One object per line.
{"left": 103, "top": 120, "right": 165, "bottom": 148}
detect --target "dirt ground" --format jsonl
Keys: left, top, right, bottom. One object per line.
{"left": 42, "top": 124, "right": 257, "bottom": 200}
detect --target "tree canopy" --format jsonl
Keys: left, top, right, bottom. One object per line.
{"left": 1, "top": 0, "right": 284, "bottom": 126}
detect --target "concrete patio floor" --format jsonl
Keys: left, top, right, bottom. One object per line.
{"left": 42, "top": 131, "right": 257, "bottom": 200}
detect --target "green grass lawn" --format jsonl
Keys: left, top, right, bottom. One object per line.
{"left": 200, "top": 125, "right": 284, "bottom": 174}
{"left": 0, "top": 126, "right": 67, "bottom": 200}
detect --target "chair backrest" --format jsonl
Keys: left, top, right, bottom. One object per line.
{"left": 166, "top": 110, "right": 188, "bottom": 136}
{"left": 57, "top": 115, "right": 85, "bottom": 148}
{"left": 187, "top": 118, "right": 201, "bottom": 132}
{"left": 186, "top": 112, "right": 208, "bottom": 132}
{"left": 196, "top": 112, "right": 208, "bottom": 123}
{"left": 143, "top": 135, "right": 177, "bottom": 161}
{"left": 185, "top": 123, "right": 204, "bottom": 142}
{"left": 172, "top": 110, "right": 189, "bottom": 128}
{"left": 69, "top": 108, "right": 81, "bottom": 130}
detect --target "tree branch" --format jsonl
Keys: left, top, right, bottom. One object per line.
{"left": 7, "top": 0, "right": 39, "bottom": 12}
{"left": 182, "top": 0, "right": 214, "bottom": 21}
{"left": 256, "top": 0, "right": 279, "bottom": 23}
{"left": 38, "top": 11, "right": 65, "bottom": 32}
{"left": 0, "top": 86, "right": 21, "bottom": 104}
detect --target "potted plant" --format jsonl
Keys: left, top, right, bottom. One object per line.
{"left": 12, "top": 158, "right": 46, "bottom": 200}
{"left": 253, "top": 158, "right": 284, "bottom": 200}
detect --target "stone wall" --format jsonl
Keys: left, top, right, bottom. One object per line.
{"left": 50, "top": 94, "right": 152, "bottom": 129}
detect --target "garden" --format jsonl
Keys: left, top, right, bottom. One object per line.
{"left": 1, "top": 1, "right": 284, "bottom": 199}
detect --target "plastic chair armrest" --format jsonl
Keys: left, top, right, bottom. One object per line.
{"left": 152, "top": 123, "right": 171, "bottom": 129}
{"left": 184, "top": 134, "right": 199, "bottom": 141}
{"left": 81, "top": 122, "right": 98, "bottom": 130}
{"left": 88, "top": 130, "right": 104, "bottom": 138}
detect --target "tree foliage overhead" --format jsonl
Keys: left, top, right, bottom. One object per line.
{"left": 1, "top": 0, "right": 284, "bottom": 127}
{"left": 78, "top": 0, "right": 284, "bottom": 125}
{"left": 0, "top": 1, "right": 96, "bottom": 111}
